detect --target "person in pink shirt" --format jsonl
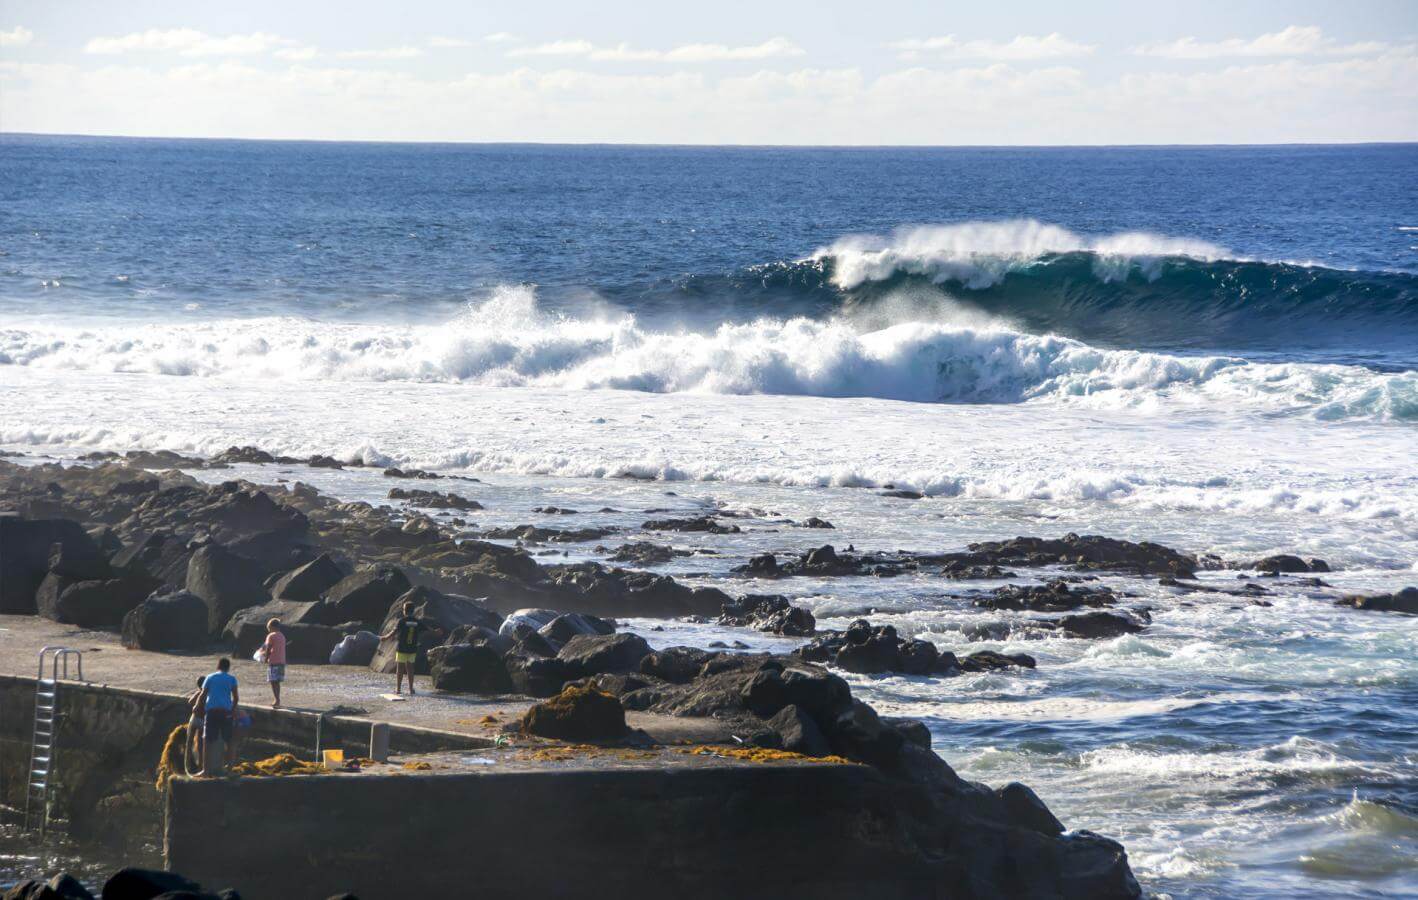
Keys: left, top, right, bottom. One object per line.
{"left": 262, "top": 618, "right": 288, "bottom": 708}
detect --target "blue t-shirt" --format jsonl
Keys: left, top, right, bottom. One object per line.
{"left": 203, "top": 671, "right": 238, "bottom": 711}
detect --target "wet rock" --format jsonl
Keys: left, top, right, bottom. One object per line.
{"left": 739, "top": 553, "right": 782, "bottom": 577}
{"left": 307, "top": 455, "right": 344, "bottom": 469}
{"left": 1336, "top": 586, "right": 1418, "bottom": 615}
{"left": 940, "top": 562, "right": 1015, "bottom": 580}
{"left": 959, "top": 650, "right": 1036, "bottom": 672}
{"left": 185, "top": 542, "right": 268, "bottom": 635}
{"left": 936, "top": 533, "right": 1197, "bottom": 578}
{"left": 1056, "top": 610, "right": 1148, "bottom": 639}
{"left": 883, "top": 716, "right": 932, "bottom": 750}
{"left": 37, "top": 571, "right": 159, "bottom": 629}
{"left": 48, "top": 535, "right": 112, "bottom": 580}
{"left": 898, "top": 639, "right": 941, "bottom": 675}
{"left": 321, "top": 565, "right": 412, "bottom": 626}
{"left": 604, "top": 542, "right": 686, "bottom": 565}
{"left": 429, "top": 642, "right": 513, "bottom": 693}
{"left": 733, "top": 545, "right": 911, "bottom": 579}
{"left": 520, "top": 684, "right": 627, "bottom": 740}
{"left": 539, "top": 612, "right": 615, "bottom": 646}
{"left": 834, "top": 624, "right": 905, "bottom": 675}
{"left": 269, "top": 553, "right": 346, "bottom": 603}
{"left": 542, "top": 562, "right": 730, "bottom": 618}
{"left": 779, "top": 666, "right": 853, "bottom": 718}
{"left": 639, "top": 646, "right": 715, "bottom": 684}
{"left": 480, "top": 524, "right": 616, "bottom": 543}
{"left": 111, "top": 531, "right": 195, "bottom": 591}
{"left": 1058, "top": 831, "right": 1143, "bottom": 899}
{"left": 4, "top": 873, "right": 94, "bottom": 900}
{"left": 765, "top": 704, "right": 832, "bottom": 757}
{"left": 799, "top": 517, "right": 834, "bottom": 529}
{"left": 101, "top": 867, "right": 201, "bottom": 899}
{"left": 121, "top": 591, "right": 210, "bottom": 651}
{"left": 826, "top": 699, "right": 904, "bottom": 766}
{"left": 211, "top": 446, "right": 278, "bottom": 465}
{"left": 505, "top": 652, "right": 572, "bottom": 697}
{"left": 998, "top": 781, "right": 1065, "bottom": 835}
{"left": 641, "top": 515, "right": 740, "bottom": 534}
{"left": 1249, "top": 554, "right": 1330, "bottom": 574}
{"left": 533, "top": 506, "right": 578, "bottom": 515}
{"left": 388, "top": 488, "right": 482, "bottom": 510}
{"left": 879, "top": 489, "right": 924, "bottom": 499}
{"left": 0, "top": 517, "right": 104, "bottom": 614}
{"left": 717, "top": 594, "right": 816, "bottom": 636}
{"left": 976, "top": 580, "right": 1119, "bottom": 613}
{"left": 382, "top": 467, "right": 440, "bottom": 479}
{"left": 556, "top": 632, "right": 653, "bottom": 678}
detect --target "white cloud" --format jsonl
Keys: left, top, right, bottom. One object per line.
{"left": 510, "top": 36, "right": 805, "bottom": 62}
{"left": 3, "top": 48, "right": 1414, "bottom": 145}
{"left": 507, "top": 39, "right": 595, "bottom": 58}
{"left": 889, "top": 33, "right": 1095, "bottom": 61}
{"left": 83, "top": 28, "right": 295, "bottom": 57}
{"left": 1131, "top": 25, "right": 1388, "bottom": 59}
{"left": 1, "top": 25, "right": 34, "bottom": 47}
{"left": 335, "top": 46, "right": 424, "bottom": 60}
{"left": 484, "top": 33, "right": 518, "bottom": 44}
{"left": 274, "top": 46, "right": 318, "bottom": 61}
{"left": 428, "top": 36, "right": 475, "bottom": 48}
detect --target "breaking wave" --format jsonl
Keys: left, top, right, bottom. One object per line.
{"left": 2, "top": 283, "right": 1414, "bottom": 421}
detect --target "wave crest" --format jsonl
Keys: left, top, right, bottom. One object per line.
{"left": 812, "top": 219, "right": 1234, "bottom": 290}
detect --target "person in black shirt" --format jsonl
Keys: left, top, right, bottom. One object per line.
{"left": 379, "top": 600, "right": 444, "bottom": 695}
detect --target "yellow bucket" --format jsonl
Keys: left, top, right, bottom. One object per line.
{"left": 322, "top": 749, "right": 345, "bottom": 767}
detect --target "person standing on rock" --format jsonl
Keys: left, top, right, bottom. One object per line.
{"left": 262, "top": 618, "right": 288, "bottom": 708}
{"left": 197, "top": 657, "right": 239, "bottom": 776}
{"left": 379, "top": 600, "right": 442, "bottom": 695}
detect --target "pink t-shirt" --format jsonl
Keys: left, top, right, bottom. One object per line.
{"left": 263, "top": 630, "right": 287, "bottom": 665}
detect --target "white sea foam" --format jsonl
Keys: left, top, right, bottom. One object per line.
{"left": 1, "top": 285, "right": 1412, "bottom": 421}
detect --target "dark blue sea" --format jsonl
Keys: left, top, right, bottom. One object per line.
{"left": 2, "top": 135, "right": 1416, "bottom": 899}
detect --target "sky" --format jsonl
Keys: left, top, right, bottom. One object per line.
{"left": 1, "top": 0, "right": 1416, "bottom": 145}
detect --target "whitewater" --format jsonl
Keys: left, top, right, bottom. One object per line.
{"left": 2, "top": 137, "right": 1416, "bottom": 898}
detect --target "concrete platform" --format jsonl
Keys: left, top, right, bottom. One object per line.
{"left": 0, "top": 614, "right": 738, "bottom": 745}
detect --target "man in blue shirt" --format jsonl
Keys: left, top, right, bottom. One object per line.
{"left": 196, "top": 657, "right": 240, "bottom": 777}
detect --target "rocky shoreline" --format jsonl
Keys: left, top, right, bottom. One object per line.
{"left": 3, "top": 448, "right": 1414, "bottom": 897}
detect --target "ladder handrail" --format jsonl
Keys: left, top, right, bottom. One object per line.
{"left": 26, "top": 646, "right": 85, "bottom": 836}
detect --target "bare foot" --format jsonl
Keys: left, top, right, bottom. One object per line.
{"left": 271, "top": 701, "right": 280, "bottom": 708}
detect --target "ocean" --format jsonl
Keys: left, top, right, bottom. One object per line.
{"left": 1, "top": 135, "right": 1416, "bottom": 898}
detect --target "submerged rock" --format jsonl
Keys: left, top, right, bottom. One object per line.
{"left": 936, "top": 532, "right": 1198, "bottom": 578}
{"left": 387, "top": 487, "right": 483, "bottom": 510}
{"left": 717, "top": 594, "right": 816, "bottom": 636}
{"left": 1336, "top": 586, "right": 1418, "bottom": 615}
{"left": 1249, "top": 554, "right": 1330, "bottom": 574}
{"left": 641, "top": 515, "right": 740, "bottom": 534}
{"left": 975, "top": 580, "right": 1120, "bottom": 612}
{"left": 480, "top": 524, "right": 617, "bottom": 543}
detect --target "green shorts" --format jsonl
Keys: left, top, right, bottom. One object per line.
{"left": 395, "top": 651, "right": 416, "bottom": 665}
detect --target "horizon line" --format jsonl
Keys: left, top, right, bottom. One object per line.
{"left": 3, "top": 130, "right": 1416, "bottom": 150}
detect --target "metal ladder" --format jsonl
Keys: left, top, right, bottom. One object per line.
{"left": 25, "top": 646, "right": 84, "bottom": 836}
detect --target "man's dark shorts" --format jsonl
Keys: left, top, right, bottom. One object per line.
{"left": 204, "top": 708, "right": 233, "bottom": 743}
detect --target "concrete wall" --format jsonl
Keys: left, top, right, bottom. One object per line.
{"left": 0, "top": 675, "right": 483, "bottom": 851}
{"left": 166, "top": 764, "right": 954, "bottom": 900}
